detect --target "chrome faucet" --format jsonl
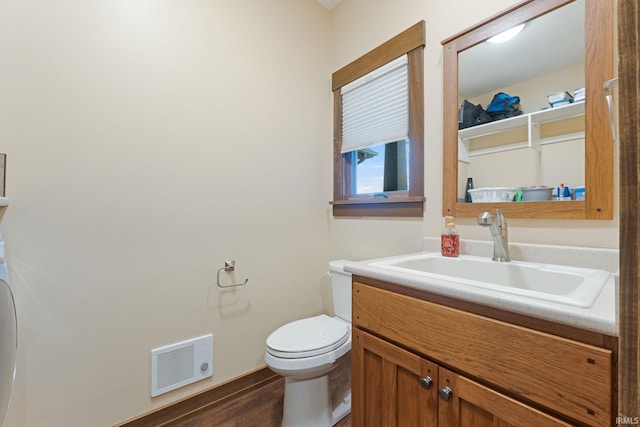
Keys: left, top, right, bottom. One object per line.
{"left": 477, "top": 209, "right": 511, "bottom": 262}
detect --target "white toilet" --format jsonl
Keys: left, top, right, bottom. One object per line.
{"left": 265, "top": 260, "right": 352, "bottom": 427}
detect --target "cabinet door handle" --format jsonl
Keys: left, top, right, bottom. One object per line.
{"left": 438, "top": 386, "right": 453, "bottom": 401}
{"left": 419, "top": 376, "right": 433, "bottom": 390}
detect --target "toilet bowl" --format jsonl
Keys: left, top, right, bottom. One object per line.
{"left": 265, "top": 261, "right": 352, "bottom": 427}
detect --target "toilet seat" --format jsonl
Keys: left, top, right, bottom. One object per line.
{"left": 264, "top": 334, "right": 351, "bottom": 376}
{"left": 266, "top": 314, "right": 350, "bottom": 359}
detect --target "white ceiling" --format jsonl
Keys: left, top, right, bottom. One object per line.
{"left": 314, "top": 0, "right": 342, "bottom": 10}
{"left": 458, "top": 0, "right": 585, "bottom": 98}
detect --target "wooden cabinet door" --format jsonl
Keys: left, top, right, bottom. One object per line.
{"left": 437, "top": 367, "right": 573, "bottom": 427}
{"left": 352, "top": 329, "right": 438, "bottom": 427}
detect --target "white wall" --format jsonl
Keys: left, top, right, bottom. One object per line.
{"left": 0, "top": 1, "right": 333, "bottom": 425}
{"left": 329, "top": 0, "right": 619, "bottom": 263}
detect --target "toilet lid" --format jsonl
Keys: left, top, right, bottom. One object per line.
{"left": 266, "top": 314, "right": 350, "bottom": 358}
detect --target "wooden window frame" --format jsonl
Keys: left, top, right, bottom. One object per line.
{"left": 331, "top": 21, "right": 426, "bottom": 218}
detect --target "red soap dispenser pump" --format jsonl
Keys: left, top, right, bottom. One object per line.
{"left": 441, "top": 216, "right": 460, "bottom": 257}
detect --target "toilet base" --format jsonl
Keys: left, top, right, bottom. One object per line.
{"left": 282, "top": 375, "right": 331, "bottom": 427}
{"left": 282, "top": 376, "right": 350, "bottom": 427}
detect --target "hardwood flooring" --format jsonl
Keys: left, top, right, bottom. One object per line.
{"left": 169, "top": 376, "right": 351, "bottom": 427}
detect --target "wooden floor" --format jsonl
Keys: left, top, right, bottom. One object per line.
{"left": 170, "top": 376, "right": 351, "bottom": 427}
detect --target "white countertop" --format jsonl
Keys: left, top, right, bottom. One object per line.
{"left": 344, "top": 239, "right": 618, "bottom": 336}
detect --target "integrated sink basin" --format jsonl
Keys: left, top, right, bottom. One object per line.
{"left": 368, "top": 253, "right": 611, "bottom": 308}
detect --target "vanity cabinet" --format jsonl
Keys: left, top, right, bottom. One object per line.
{"left": 352, "top": 278, "right": 616, "bottom": 427}
{"left": 353, "top": 329, "right": 570, "bottom": 426}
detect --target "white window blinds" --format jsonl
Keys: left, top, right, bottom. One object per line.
{"left": 340, "top": 54, "right": 408, "bottom": 153}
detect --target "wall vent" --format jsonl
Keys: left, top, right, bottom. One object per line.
{"left": 151, "top": 334, "right": 213, "bottom": 397}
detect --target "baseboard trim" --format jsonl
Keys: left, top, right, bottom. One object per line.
{"left": 115, "top": 366, "right": 280, "bottom": 427}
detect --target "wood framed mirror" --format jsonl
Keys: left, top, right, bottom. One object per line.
{"left": 441, "top": 0, "right": 614, "bottom": 219}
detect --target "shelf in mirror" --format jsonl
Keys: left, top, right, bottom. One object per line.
{"left": 459, "top": 101, "right": 585, "bottom": 161}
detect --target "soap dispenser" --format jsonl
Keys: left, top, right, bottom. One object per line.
{"left": 441, "top": 216, "right": 459, "bottom": 257}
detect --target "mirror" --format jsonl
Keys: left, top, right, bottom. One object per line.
{"left": 458, "top": 1, "right": 585, "bottom": 202}
{"left": 441, "top": 0, "right": 613, "bottom": 219}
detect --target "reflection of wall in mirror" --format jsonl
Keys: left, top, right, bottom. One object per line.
{"left": 459, "top": 149, "right": 538, "bottom": 199}
{"left": 461, "top": 140, "right": 585, "bottom": 197}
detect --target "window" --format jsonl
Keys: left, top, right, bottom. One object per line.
{"left": 331, "top": 21, "right": 425, "bottom": 217}
{"left": 349, "top": 140, "right": 409, "bottom": 195}
{"left": 341, "top": 55, "right": 409, "bottom": 196}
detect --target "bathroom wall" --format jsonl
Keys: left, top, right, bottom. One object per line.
{"left": 329, "top": 0, "right": 619, "bottom": 262}
{"left": 0, "top": 1, "right": 333, "bottom": 426}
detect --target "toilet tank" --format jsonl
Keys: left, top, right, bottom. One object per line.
{"left": 329, "top": 260, "right": 352, "bottom": 323}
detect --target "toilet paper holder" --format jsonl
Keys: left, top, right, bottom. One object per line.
{"left": 217, "top": 260, "right": 249, "bottom": 288}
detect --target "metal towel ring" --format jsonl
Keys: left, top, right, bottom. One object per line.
{"left": 216, "top": 260, "right": 249, "bottom": 288}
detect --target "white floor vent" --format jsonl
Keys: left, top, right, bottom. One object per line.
{"left": 151, "top": 334, "right": 213, "bottom": 397}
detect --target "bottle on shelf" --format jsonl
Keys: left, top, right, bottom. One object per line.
{"left": 465, "top": 177, "right": 474, "bottom": 203}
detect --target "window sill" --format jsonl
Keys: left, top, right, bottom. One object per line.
{"left": 331, "top": 197, "right": 425, "bottom": 217}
